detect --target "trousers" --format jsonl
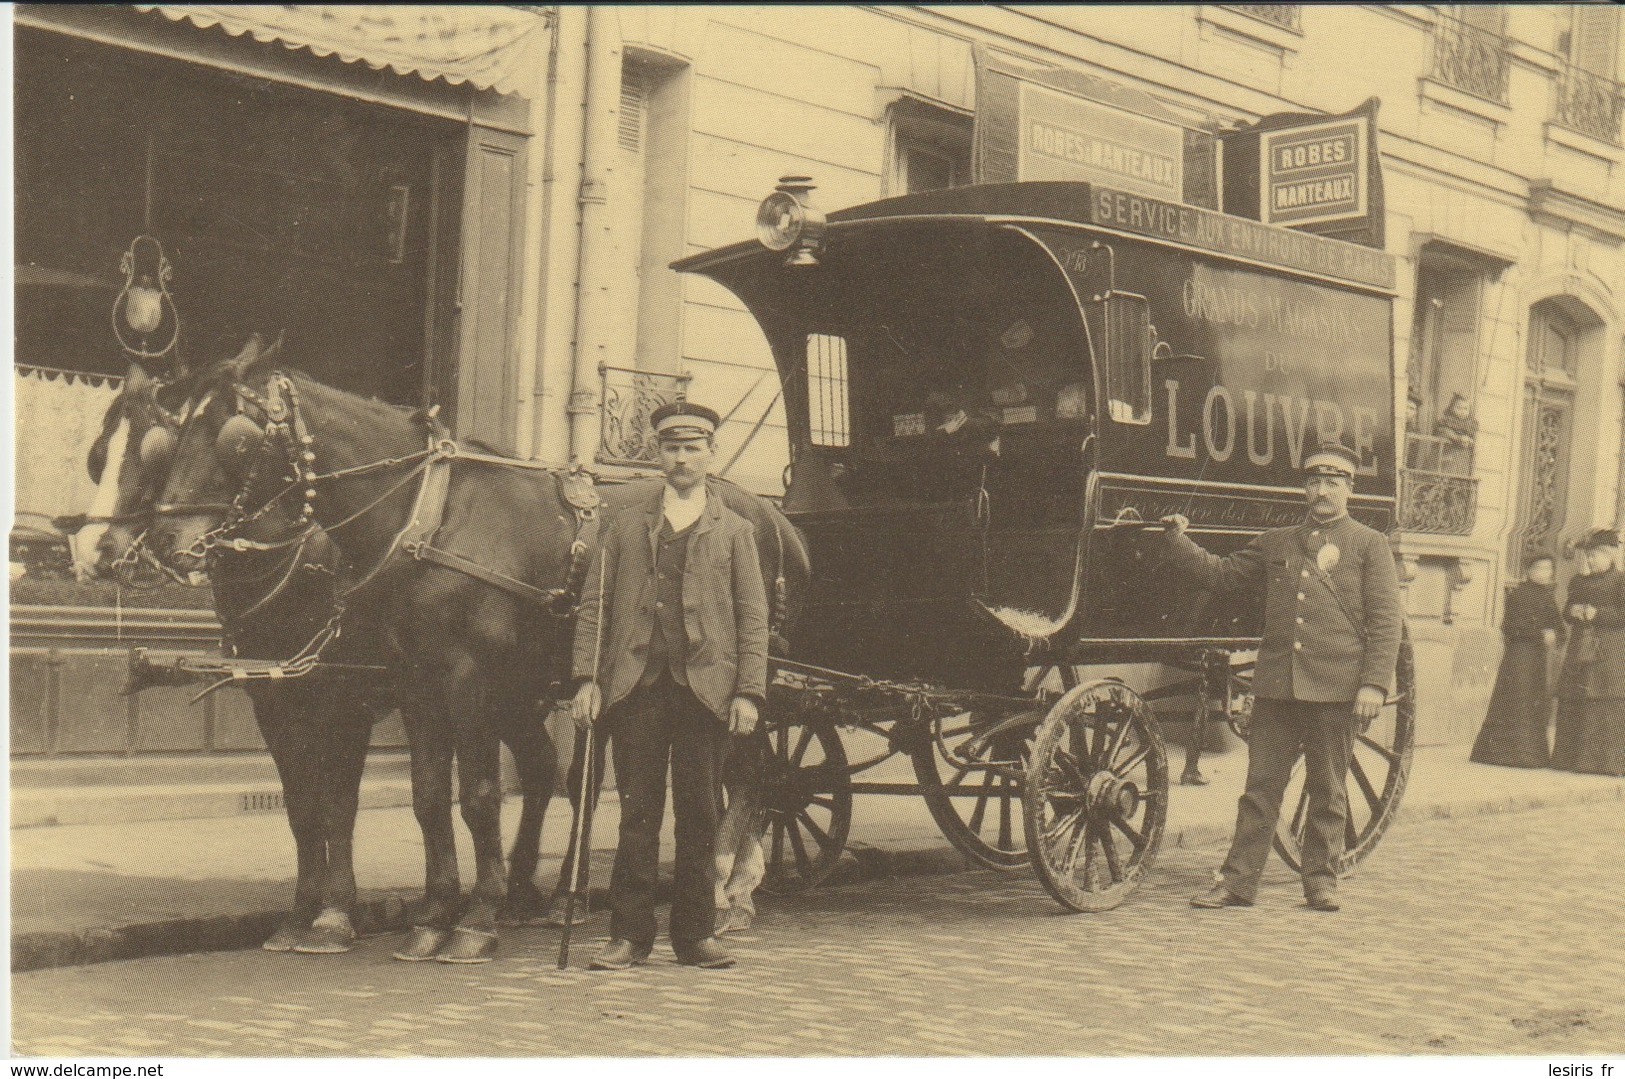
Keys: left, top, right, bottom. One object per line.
{"left": 606, "top": 675, "right": 728, "bottom": 947}
{"left": 1220, "top": 697, "right": 1356, "bottom": 900}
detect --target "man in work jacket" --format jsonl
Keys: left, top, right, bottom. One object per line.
{"left": 571, "top": 401, "right": 769, "bottom": 970}
{"left": 1159, "top": 441, "right": 1404, "bottom": 912}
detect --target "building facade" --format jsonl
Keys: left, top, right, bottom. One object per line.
{"left": 12, "top": 5, "right": 1625, "bottom": 766}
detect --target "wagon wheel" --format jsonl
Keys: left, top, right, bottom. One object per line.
{"left": 759, "top": 713, "right": 853, "bottom": 894}
{"left": 913, "top": 706, "right": 1036, "bottom": 870}
{"left": 1023, "top": 680, "right": 1168, "bottom": 912}
{"left": 1272, "top": 632, "right": 1416, "bottom": 875}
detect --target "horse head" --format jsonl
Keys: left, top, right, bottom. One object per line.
{"left": 75, "top": 362, "right": 192, "bottom": 583}
{"left": 141, "top": 334, "right": 298, "bottom": 573}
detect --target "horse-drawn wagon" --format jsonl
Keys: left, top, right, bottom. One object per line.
{"left": 680, "top": 178, "right": 1415, "bottom": 912}
{"left": 108, "top": 176, "right": 1413, "bottom": 955}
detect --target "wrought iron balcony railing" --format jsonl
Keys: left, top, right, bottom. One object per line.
{"left": 1398, "top": 469, "right": 1478, "bottom": 536}
{"left": 1555, "top": 62, "right": 1625, "bottom": 144}
{"left": 597, "top": 364, "right": 691, "bottom": 467}
{"left": 1222, "top": 5, "right": 1301, "bottom": 32}
{"left": 1429, "top": 13, "right": 1511, "bottom": 104}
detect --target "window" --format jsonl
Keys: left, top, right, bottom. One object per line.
{"left": 1555, "top": 6, "right": 1623, "bottom": 143}
{"left": 1430, "top": 4, "right": 1510, "bottom": 103}
{"left": 887, "top": 97, "right": 972, "bottom": 196}
{"left": 807, "top": 334, "right": 851, "bottom": 447}
{"left": 1405, "top": 252, "right": 1485, "bottom": 476}
{"left": 1222, "top": 5, "right": 1301, "bottom": 32}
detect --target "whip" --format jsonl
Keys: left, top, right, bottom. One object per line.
{"left": 558, "top": 546, "right": 606, "bottom": 969}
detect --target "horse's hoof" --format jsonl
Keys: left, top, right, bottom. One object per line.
{"left": 292, "top": 911, "right": 356, "bottom": 954}
{"left": 436, "top": 927, "right": 499, "bottom": 964}
{"left": 541, "top": 902, "right": 589, "bottom": 928}
{"left": 392, "top": 926, "right": 451, "bottom": 962}
{"left": 498, "top": 884, "right": 549, "bottom": 926}
{"left": 262, "top": 924, "right": 303, "bottom": 952}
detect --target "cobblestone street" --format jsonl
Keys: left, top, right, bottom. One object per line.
{"left": 12, "top": 802, "right": 1624, "bottom": 1057}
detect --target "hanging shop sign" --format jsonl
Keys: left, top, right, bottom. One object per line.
{"left": 973, "top": 46, "right": 1218, "bottom": 209}
{"left": 1017, "top": 82, "right": 1185, "bottom": 201}
{"left": 1221, "top": 97, "right": 1385, "bottom": 249}
{"left": 1259, "top": 114, "right": 1368, "bottom": 227}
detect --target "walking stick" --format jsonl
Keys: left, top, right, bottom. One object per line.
{"left": 558, "top": 549, "right": 606, "bottom": 970}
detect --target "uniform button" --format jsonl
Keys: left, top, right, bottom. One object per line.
{"left": 1297, "top": 592, "right": 1306, "bottom": 601}
{"left": 1296, "top": 616, "right": 1304, "bottom": 624}
{"left": 1311, "top": 529, "right": 1320, "bottom": 536}
{"left": 655, "top": 601, "right": 664, "bottom": 609}
{"left": 1294, "top": 641, "right": 1303, "bottom": 650}
{"left": 1301, "top": 569, "right": 1309, "bottom": 578}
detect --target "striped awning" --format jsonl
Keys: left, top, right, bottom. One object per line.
{"left": 131, "top": 5, "right": 547, "bottom": 97}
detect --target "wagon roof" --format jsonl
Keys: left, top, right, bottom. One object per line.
{"left": 673, "top": 181, "right": 1397, "bottom": 294}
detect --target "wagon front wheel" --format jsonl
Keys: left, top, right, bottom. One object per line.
{"left": 759, "top": 714, "right": 852, "bottom": 894}
{"left": 1023, "top": 680, "right": 1168, "bottom": 912}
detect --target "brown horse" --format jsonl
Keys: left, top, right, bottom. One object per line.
{"left": 89, "top": 347, "right": 561, "bottom": 956}
{"left": 140, "top": 347, "right": 598, "bottom": 961}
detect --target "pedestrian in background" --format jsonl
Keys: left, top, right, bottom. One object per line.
{"left": 571, "top": 401, "right": 770, "bottom": 970}
{"left": 1470, "top": 554, "right": 1562, "bottom": 769}
{"left": 1160, "top": 442, "right": 1404, "bottom": 913}
{"left": 1554, "top": 529, "right": 1625, "bottom": 776}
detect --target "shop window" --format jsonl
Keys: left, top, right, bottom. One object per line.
{"left": 888, "top": 97, "right": 972, "bottom": 196}
{"left": 807, "top": 334, "right": 851, "bottom": 448}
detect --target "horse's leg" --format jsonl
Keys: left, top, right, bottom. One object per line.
{"left": 438, "top": 656, "right": 507, "bottom": 963}
{"left": 498, "top": 696, "right": 558, "bottom": 926}
{"left": 546, "top": 723, "right": 609, "bottom": 925}
{"left": 255, "top": 687, "right": 326, "bottom": 952}
{"left": 393, "top": 693, "right": 460, "bottom": 961}
{"left": 291, "top": 689, "right": 373, "bottom": 954}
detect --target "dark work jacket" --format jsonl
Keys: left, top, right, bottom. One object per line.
{"left": 573, "top": 479, "right": 769, "bottom": 722}
{"left": 1162, "top": 514, "right": 1405, "bottom": 702}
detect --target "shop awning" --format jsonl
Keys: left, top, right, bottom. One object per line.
{"left": 131, "top": 5, "right": 547, "bottom": 97}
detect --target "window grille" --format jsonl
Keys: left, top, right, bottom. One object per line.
{"left": 807, "top": 334, "right": 851, "bottom": 447}
{"left": 618, "top": 72, "right": 645, "bottom": 152}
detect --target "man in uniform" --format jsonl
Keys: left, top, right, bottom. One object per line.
{"left": 1159, "top": 441, "right": 1404, "bottom": 912}
{"left": 571, "top": 401, "right": 770, "bottom": 969}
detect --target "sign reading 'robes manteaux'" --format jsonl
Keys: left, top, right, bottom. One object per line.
{"left": 1222, "top": 98, "right": 1385, "bottom": 250}
{"left": 1017, "top": 82, "right": 1185, "bottom": 201}
{"left": 974, "top": 45, "right": 1219, "bottom": 209}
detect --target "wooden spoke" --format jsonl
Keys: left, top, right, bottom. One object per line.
{"left": 1099, "top": 826, "right": 1124, "bottom": 883}
{"left": 1348, "top": 754, "right": 1382, "bottom": 812}
{"left": 966, "top": 771, "right": 996, "bottom": 836}
{"left": 1110, "top": 814, "right": 1148, "bottom": 852}
{"left": 1287, "top": 787, "right": 1311, "bottom": 846}
{"left": 796, "top": 809, "right": 831, "bottom": 849}
{"left": 1111, "top": 740, "right": 1153, "bottom": 779}
{"left": 787, "top": 820, "right": 813, "bottom": 879}
{"left": 789, "top": 725, "right": 814, "bottom": 767}
{"left": 1357, "top": 734, "right": 1401, "bottom": 763}
{"left": 1043, "top": 806, "right": 1086, "bottom": 846}
{"left": 915, "top": 704, "right": 1035, "bottom": 870}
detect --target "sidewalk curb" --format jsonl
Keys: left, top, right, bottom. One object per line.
{"left": 12, "top": 779, "right": 1622, "bottom": 974}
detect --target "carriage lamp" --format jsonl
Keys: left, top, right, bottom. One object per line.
{"left": 113, "top": 235, "right": 180, "bottom": 361}
{"left": 756, "top": 176, "right": 826, "bottom": 266}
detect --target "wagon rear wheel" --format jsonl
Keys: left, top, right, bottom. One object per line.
{"left": 1272, "top": 633, "right": 1416, "bottom": 875}
{"left": 913, "top": 707, "right": 1035, "bottom": 870}
{"left": 759, "top": 713, "right": 852, "bottom": 894}
{"left": 1023, "top": 681, "right": 1168, "bottom": 912}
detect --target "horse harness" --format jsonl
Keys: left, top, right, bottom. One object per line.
{"left": 135, "top": 371, "right": 601, "bottom": 696}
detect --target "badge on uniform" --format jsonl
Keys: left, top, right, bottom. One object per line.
{"left": 1317, "top": 542, "right": 1341, "bottom": 574}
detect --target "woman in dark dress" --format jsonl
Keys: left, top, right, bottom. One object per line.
{"left": 1471, "top": 555, "right": 1562, "bottom": 768}
{"left": 1556, "top": 529, "right": 1625, "bottom": 776}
